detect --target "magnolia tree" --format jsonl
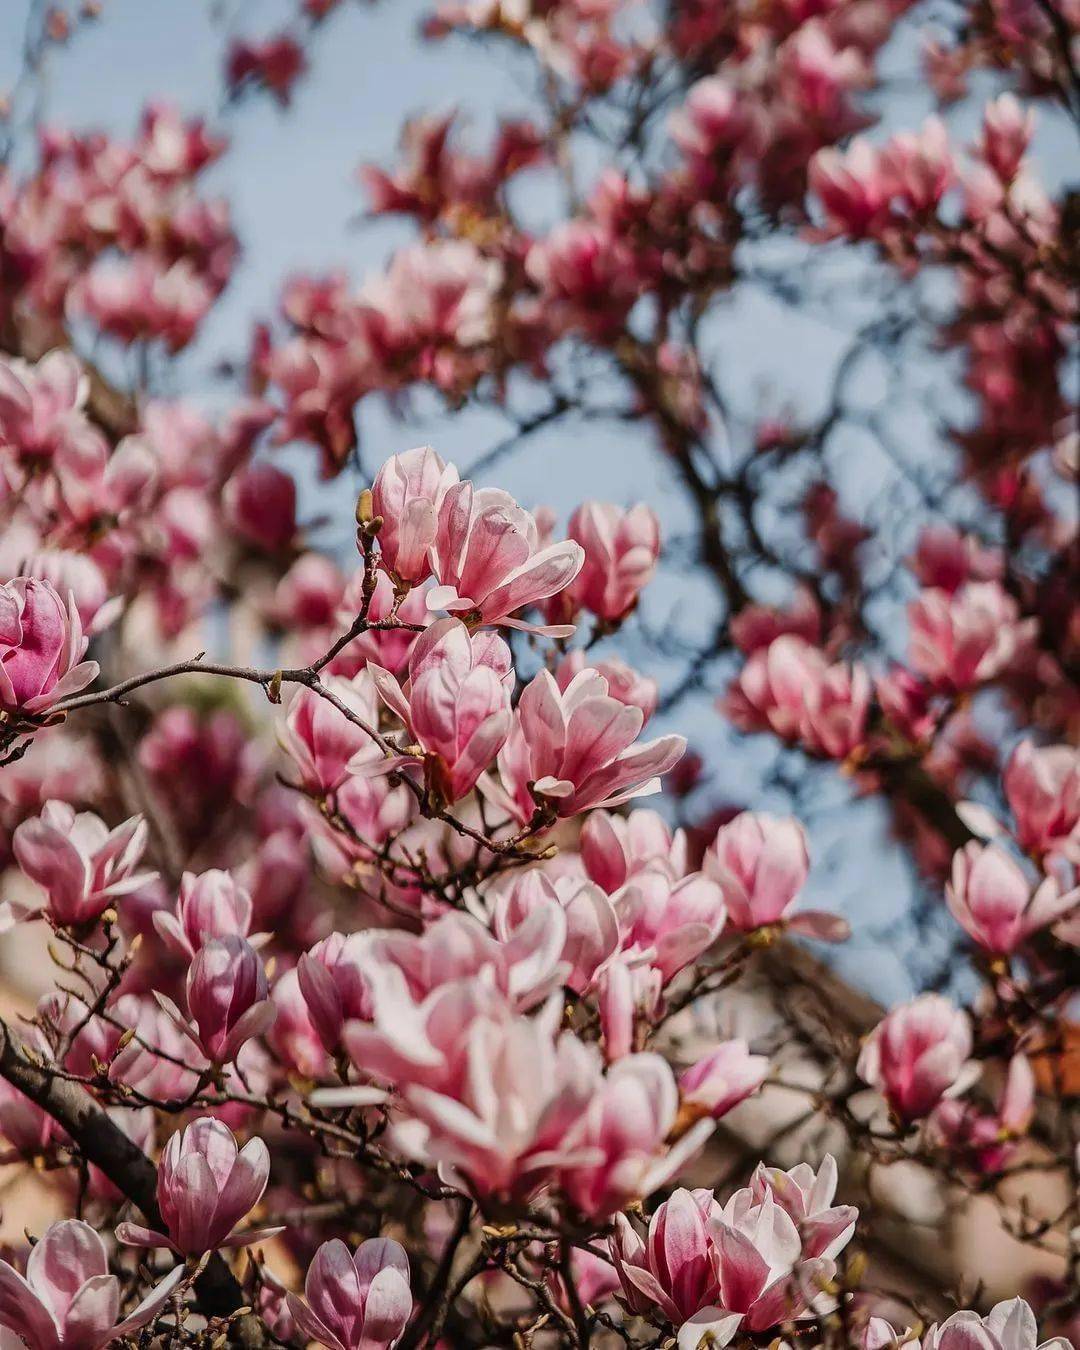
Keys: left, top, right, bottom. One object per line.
{"left": 0, "top": 0, "right": 1077, "bottom": 1348}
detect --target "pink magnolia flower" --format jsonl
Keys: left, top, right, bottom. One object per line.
{"left": 332, "top": 568, "right": 429, "bottom": 676}
{"left": 945, "top": 842, "right": 1078, "bottom": 955}
{"left": 978, "top": 94, "right": 1035, "bottom": 182}
{"left": 880, "top": 116, "right": 954, "bottom": 212}
{"left": 348, "top": 907, "right": 567, "bottom": 1024}
{"left": 725, "top": 636, "right": 869, "bottom": 761}
{"left": 281, "top": 673, "right": 383, "bottom": 794}
{"left": 0, "top": 1072, "right": 56, "bottom": 1160}
{"left": 924, "top": 1298, "right": 1071, "bottom": 1350}
{"left": 0, "top": 350, "right": 98, "bottom": 466}
{"left": 370, "top": 617, "right": 512, "bottom": 804}
{"left": 909, "top": 525, "right": 1002, "bottom": 595}
{"left": 556, "top": 650, "right": 658, "bottom": 723}
{"left": 371, "top": 445, "right": 459, "bottom": 585}
{"left": 669, "top": 76, "right": 744, "bottom": 160}
{"left": 704, "top": 812, "right": 848, "bottom": 940}
{"left": 857, "top": 994, "right": 975, "bottom": 1121}
{"left": 350, "top": 983, "right": 590, "bottom": 1201}
{"left": 609, "top": 1188, "right": 739, "bottom": 1346}
{"left": 427, "top": 482, "right": 585, "bottom": 635}
{"left": 9, "top": 802, "right": 153, "bottom": 928}
{"left": 581, "top": 808, "right": 688, "bottom": 893}
{"left": 118, "top": 1116, "right": 283, "bottom": 1255}
{"left": 558, "top": 1053, "right": 715, "bottom": 1219}
{"left": 156, "top": 934, "right": 276, "bottom": 1066}
{"left": 563, "top": 501, "right": 660, "bottom": 624}
{"left": 0, "top": 1219, "right": 183, "bottom": 1350}
{"left": 710, "top": 1157, "right": 853, "bottom": 1331}
{"left": 268, "top": 967, "right": 332, "bottom": 1079}
{"left": 679, "top": 1040, "right": 769, "bottom": 1122}
{"left": 153, "top": 868, "right": 259, "bottom": 961}
{"left": 287, "top": 1239, "right": 413, "bottom": 1350}
{"left": 615, "top": 868, "right": 727, "bottom": 984}
{"left": 907, "top": 581, "right": 1035, "bottom": 692}
{"left": 224, "top": 461, "right": 297, "bottom": 552}
{"left": 809, "top": 139, "right": 891, "bottom": 238}
{"left": 490, "top": 870, "right": 620, "bottom": 994}
{"left": 930, "top": 1054, "right": 1036, "bottom": 1173}
{"left": 22, "top": 551, "right": 120, "bottom": 637}
{"left": 744, "top": 1156, "right": 857, "bottom": 1261}
{"left": 297, "top": 932, "right": 374, "bottom": 1053}
{"left": 1003, "top": 740, "right": 1080, "bottom": 862}
{"left": 0, "top": 576, "right": 98, "bottom": 715}
{"left": 495, "top": 667, "right": 685, "bottom": 822}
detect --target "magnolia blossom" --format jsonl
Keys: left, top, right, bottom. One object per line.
{"left": 924, "top": 1298, "right": 1071, "bottom": 1350}
{"left": 558, "top": 1053, "right": 715, "bottom": 1219}
{"left": 704, "top": 812, "right": 848, "bottom": 940}
{"left": 0, "top": 576, "right": 98, "bottom": 715}
{"left": 555, "top": 649, "right": 658, "bottom": 723}
{"left": 0, "top": 1219, "right": 183, "bottom": 1350}
{"left": 490, "top": 870, "right": 620, "bottom": 994}
{"left": 371, "top": 445, "right": 459, "bottom": 584}
{"left": 286, "top": 1239, "right": 413, "bottom": 1350}
{"left": 725, "top": 636, "right": 869, "bottom": 760}
{"left": 581, "top": 808, "right": 688, "bottom": 893}
{"left": 678, "top": 1040, "right": 769, "bottom": 1123}
{"left": 857, "top": 994, "right": 975, "bottom": 1121}
{"left": 369, "top": 617, "right": 512, "bottom": 804}
{"left": 907, "top": 581, "right": 1035, "bottom": 692}
{"left": 1003, "top": 740, "right": 1080, "bottom": 862}
{"left": 615, "top": 868, "right": 727, "bottom": 984}
{"left": 609, "top": 1188, "right": 740, "bottom": 1345}
{"left": 563, "top": 501, "right": 661, "bottom": 624}
{"left": 427, "top": 482, "right": 585, "bottom": 635}
{"left": 9, "top": 802, "right": 153, "bottom": 928}
{"left": 930, "top": 1054, "right": 1036, "bottom": 1173}
{"left": 281, "top": 672, "right": 383, "bottom": 794}
{"left": 156, "top": 934, "right": 276, "bottom": 1065}
{"left": 269, "top": 967, "right": 332, "bottom": 1079}
{"left": 0, "top": 350, "right": 97, "bottom": 465}
{"left": 118, "top": 1116, "right": 282, "bottom": 1254}
{"left": 153, "top": 868, "right": 258, "bottom": 960}
{"left": 297, "top": 931, "right": 374, "bottom": 1052}
{"left": 0, "top": 1072, "right": 56, "bottom": 1159}
{"left": 978, "top": 94, "right": 1035, "bottom": 182}
{"left": 945, "top": 841, "right": 1078, "bottom": 955}
{"left": 495, "top": 666, "right": 685, "bottom": 822}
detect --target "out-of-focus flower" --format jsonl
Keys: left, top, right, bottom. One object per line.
{"left": 945, "top": 842, "right": 1078, "bottom": 954}
{"left": 907, "top": 582, "right": 1035, "bottom": 692}
{"left": 725, "top": 636, "right": 869, "bottom": 761}
{"left": 581, "top": 808, "right": 688, "bottom": 893}
{"left": 1003, "top": 740, "right": 1080, "bottom": 862}
{"left": 678, "top": 1040, "right": 769, "bottom": 1123}
{"left": 857, "top": 994, "right": 975, "bottom": 1121}
{"left": 562, "top": 501, "right": 660, "bottom": 624}
{"left": 704, "top": 812, "right": 848, "bottom": 940}
{"left": 555, "top": 650, "right": 658, "bottom": 723}
{"left": 977, "top": 94, "right": 1035, "bottom": 182}
{"left": 281, "top": 672, "right": 383, "bottom": 794}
